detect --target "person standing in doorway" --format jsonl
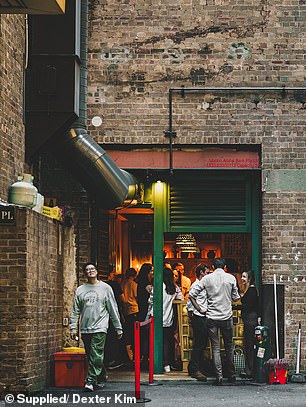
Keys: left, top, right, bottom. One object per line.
{"left": 121, "top": 267, "right": 139, "bottom": 361}
{"left": 187, "top": 264, "right": 210, "bottom": 381}
{"left": 104, "top": 265, "right": 126, "bottom": 369}
{"left": 240, "top": 270, "right": 259, "bottom": 379}
{"left": 172, "top": 262, "right": 191, "bottom": 300}
{"left": 147, "top": 267, "right": 184, "bottom": 373}
{"left": 189, "top": 258, "right": 240, "bottom": 385}
{"left": 70, "top": 262, "right": 123, "bottom": 392}
{"left": 136, "top": 262, "right": 154, "bottom": 365}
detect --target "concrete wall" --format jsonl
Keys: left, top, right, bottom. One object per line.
{"left": 87, "top": 0, "right": 306, "bottom": 369}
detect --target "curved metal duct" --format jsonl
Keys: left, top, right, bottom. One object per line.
{"left": 59, "top": 127, "right": 139, "bottom": 209}
{"left": 52, "top": 0, "right": 140, "bottom": 210}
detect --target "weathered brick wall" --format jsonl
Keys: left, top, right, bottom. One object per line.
{"left": 62, "top": 226, "right": 77, "bottom": 347}
{"left": 35, "top": 151, "right": 92, "bottom": 275}
{"left": 262, "top": 191, "right": 306, "bottom": 367}
{"left": 0, "top": 208, "right": 64, "bottom": 393}
{"left": 87, "top": 0, "right": 305, "bottom": 145}
{"left": 0, "top": 15, "right": 25, "bottom": 200}
{"left": 88, "top": 0, "right": 306, "bottom": 370}
{"left": 33, "top": 152, "right": 99, "bottom": 346}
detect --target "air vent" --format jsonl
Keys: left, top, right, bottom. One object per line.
{"left": 169, "top": 174, "right": 250, "bottom": 232}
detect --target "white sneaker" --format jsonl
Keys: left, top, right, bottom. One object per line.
{"left": 164, "top": 365, "right": 171, "bottom": 373}
{"left": 84, "top": 383, "right": 94, "bottom": 392}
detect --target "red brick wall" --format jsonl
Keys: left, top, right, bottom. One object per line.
{"left": 87, "top": 1, "right": 305, "bottom": 146}
{"left": 0, "top": 208, "right": 64, "bottom": 393}
{"left": 87, "top": 0, "right": 306, "bottom": 370}
{"left": 0, "top": 15, "right": 25, "bottom": 200}
{"left": 262, "top": 192, "right": 306, "bottom": 367}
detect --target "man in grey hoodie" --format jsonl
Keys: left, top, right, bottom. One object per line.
{"left": 70, "top": 262, "right": 123, "bottom": 392}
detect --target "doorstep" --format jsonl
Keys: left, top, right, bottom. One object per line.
{"left": 107, "top": 369, "right": 195, "bottom": 382}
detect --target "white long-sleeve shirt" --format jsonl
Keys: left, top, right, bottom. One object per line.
{"left": 70, "top": 281, "right": 123, "bottom": 335}
{"left": 186, "top": 278, "right": 207, "bottom": 317}
{"left": 189, "top": 268, "right": 240, "bottom": 320}
{"left": 147, "top": 283, "right": 183, "bottom": 327}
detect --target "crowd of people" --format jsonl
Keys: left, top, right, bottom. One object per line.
{"left": 70, "top": 258, "right": 259, "bottom": 391}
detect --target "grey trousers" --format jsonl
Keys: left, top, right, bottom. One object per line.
{"left": 207, "top": 318, "right": 235, "bottom": 379}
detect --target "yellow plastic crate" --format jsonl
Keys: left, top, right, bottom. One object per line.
{"left": 62, "top": 347, "right": 85, "bottom": 353}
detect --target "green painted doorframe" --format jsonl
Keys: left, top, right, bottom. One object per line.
{"left": 152, "top": 172, "right": 261, "bottom": 374}
{"left": 152, "top": 181, "right": 167, "bottom": 373}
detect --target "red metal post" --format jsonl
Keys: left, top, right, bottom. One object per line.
{"left": 149, "top": 316, "right": 154, "bottom": 384}
{"left": 134, "top": 321, "right": 141, "bottom": 399}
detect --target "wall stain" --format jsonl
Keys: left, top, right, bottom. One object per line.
{"left": 101, "top": 63, "right": 234, "bottom": 89}
{"left": 122, "top": 17, "right": 270, "bottom": 48}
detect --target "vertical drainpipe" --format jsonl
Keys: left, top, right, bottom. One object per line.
{"left": 77, "top": 0, "right": 98, "bottom": 264}
{"left": 74, "top": 0, "right": 87, "bottom": 136}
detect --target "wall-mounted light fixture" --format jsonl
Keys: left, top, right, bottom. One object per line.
{"left": 176, "top": 233, "right": 198, "bottom": 253}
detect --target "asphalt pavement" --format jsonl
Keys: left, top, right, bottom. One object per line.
{"left": 1, "top": 379, "right": 306, "bottom": 407}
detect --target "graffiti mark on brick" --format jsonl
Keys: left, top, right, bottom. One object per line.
{"left": 161, "top": 48, "right": 184, "bottom": 63}
{"left": 228, "top": 42, "right": 251, "bottom": 60}
{"left": 101, "top": 47, "right": 132, "bottom": 62}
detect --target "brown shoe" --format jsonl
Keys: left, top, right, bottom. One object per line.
{"left": 190, "top": 371, "right": 207, "bottom": 382}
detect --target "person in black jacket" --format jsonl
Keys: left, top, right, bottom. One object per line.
{"left": 135, "top": 263, "right": 154, "bottom": 364}
{"left": 105, "top": 265, "right": 126, "bottom": 369}
{"left": 240, "top": 270, "right": 259, "bottom": 378}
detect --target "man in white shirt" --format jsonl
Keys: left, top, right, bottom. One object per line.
{"left": 187, "top": 264, "right": 210, "bottom": 381}
{"left": 189, "top": 258, "right": 240, "bottom": 386}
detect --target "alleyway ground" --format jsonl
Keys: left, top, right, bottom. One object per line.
{"left": 1, "top": 379, "right": 305, "bottom": 407}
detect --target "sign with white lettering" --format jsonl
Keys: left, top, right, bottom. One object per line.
{"left": 0, "top": 206, "right": 15, "bottom": 225}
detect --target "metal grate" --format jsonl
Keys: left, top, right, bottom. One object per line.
{"left": 169, "top": 175, "right": 249, "bottom": 231}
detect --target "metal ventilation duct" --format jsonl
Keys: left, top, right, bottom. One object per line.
{"left": 57, "top": 128, "right": 140, "bottom": 209}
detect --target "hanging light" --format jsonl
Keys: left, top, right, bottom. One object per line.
{"left": 176, "top": 233, "right": 198, "bottom": 253}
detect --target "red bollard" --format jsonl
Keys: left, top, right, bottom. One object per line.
{"left": 134, "top": 321, "right": 141, "bottom": 399}
{"left": 134, "top": 318, "right": 155, "bottom": 402}
{"left": 149, "top": 316, "right": 154, "bottom": 384}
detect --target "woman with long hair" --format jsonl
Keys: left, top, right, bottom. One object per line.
{"left": 172, "top": 267, "right": 181, "bottom": 289}
{"left": 240, "top": 270, "right": 259, "bottom": 378}
{"left": 136, "top": 263, "right": 154, "bottom": 321}
{"left": 135, "top": 263, "right": 154, "bottom": 365}
{"left": 147, "top": 267, "right": 183, "bottom": 372}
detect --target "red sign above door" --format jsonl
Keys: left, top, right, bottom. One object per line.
{"left": 106, "top": 149, "right": 260, "bottom": 169}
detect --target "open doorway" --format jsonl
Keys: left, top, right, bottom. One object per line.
{"left": 163, "top": 231, "right": 251, "bottom": 376}
{"left": 164, "top": 232, "right": 251, "bottom": 286}
{"left": 108, "top": 209, "right": 154, "bottom": 275}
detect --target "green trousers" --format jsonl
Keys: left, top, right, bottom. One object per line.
{"left": 82, "top": 332, "right": 107, "bottom": 385}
